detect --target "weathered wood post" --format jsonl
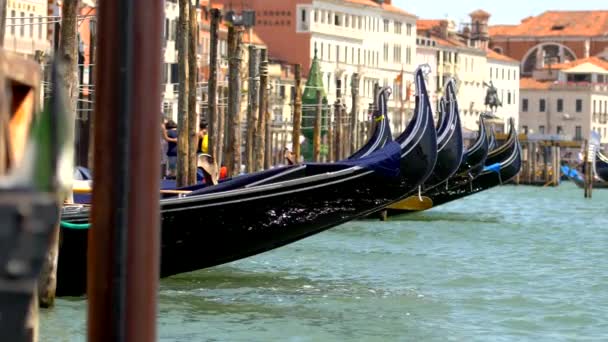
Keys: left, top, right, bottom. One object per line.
{"left": 176, "top": 0, "right": 190, "bottom": 187}
{"left": 292, "top": 64, "right": 303, "bottom": 163}
{"left": 0, "top": 0, "right": 6, "bottom": 44}
{"left": 333, "top": 101, "right": 341, "bottom": 161}
{"left": 530, "top": 142, "right": 537, "bottom": 184}
{"left": 187, "top": 1, "right": 199, "bottom": 184}
{"left": 217, "top": 86, "right": 226, "bottom": 167}
{"left": 254, "top": 49, "right": 268, "bottom": 171}
{"left": 208, "top": 8, "right": 220, "bottom": 161}
{"left": 264, "top": 102, "right": 272, "bottom": 169}
{"left": 88, "top": 0, "right": 163, "bottom": 337}
{"left": 225, "top": 25, "right": 243, "bottom": 177}
{"left": 313, "top": 90, "right": 322, "bottom": 162}
{"left": 341, "top": 106, "right": 348, "bottom": 159}
{"left": 87, "top": 18, "right": 97, "bottom": 170}
{"left": 327, "top": 104, "right": 334, "bottom": 162}
{"left": 37, "top": 0, "right": 79, "bottom": 310}
{"left": 350, "top": 73, "right": 359, "bottom": 154}
{"left": 246, "top": 45, "right": 258, "bottom": 173}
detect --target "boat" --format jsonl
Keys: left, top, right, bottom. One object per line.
{"left": 419, "top": 78, "right": 464, "bottom": 188}
{"left": 561, "top": 163, "right": 608, "bottom": 189}
{"left": 57, "top": 68, "right": 439, "bottom": 296}
{"left": 595, "top": 151, "right": 608, "bottom": 182}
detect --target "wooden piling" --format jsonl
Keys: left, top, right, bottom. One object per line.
{"left": 334, "top": 102, "right": 341, "bottom": 161}
{"left": 217, "top": 86, "right": 227, "bottom": 167}
{"left": 350, "top": 73, "right": 359, "bottom": 154}
{"left": 313, "top": 90, "right": 322, "bottom": 162}
{"left": 187, "top": 1, "right": 198, "bottom": 184}
{"left": 207, "top": 9, "right": 220, "bottom": 161}
{"left": 254, "top": 49, "right": 268, "bottom": 171}
{"left": 341, "top": 106, "right": 348, "bottom": 159}
{"left": 246, "top": 45, "right": 258, "bottom": 173}
{"left": 88, "top": 0, "right": 163, "bottom": 338}
{"left": 264, "top": 103, "right": 272, "bottom": 169}
{"left": 176, "top": 0, "right": 190, "bottom": 187}
{"left": 225, "top": 26, "right": 243, "bottom": 177}
{"left": 292, "top": 64, "right": 303, "bottom": 163}
{"left": 87, "top": 18, "right": 97, "bottom": 170}
{"left": 327, "top": 104, "right": 334, "bottom": 162}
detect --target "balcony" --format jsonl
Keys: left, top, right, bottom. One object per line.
{"left": 550, "top": 81, "right": 608, "bottom": 92}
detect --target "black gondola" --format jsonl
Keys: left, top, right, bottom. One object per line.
{"left": 595, "top": 151, "right": 608, "bottom": 182}
{"left": 57, "top": 68, "right": 439, "bottom": 296}
{"left": 420, "top": 78, "right": 464, "bottom": 188}
{"left": 386, "top": 119, "right": 520, "bottom": 216}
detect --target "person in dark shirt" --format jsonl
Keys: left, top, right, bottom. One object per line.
{"left": 165, "top": 120, "right": 178, "bottom": 178}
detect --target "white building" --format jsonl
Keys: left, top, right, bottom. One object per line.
{"left": 486, "top": 49, "right": 520, "bottom": 131}
{"left": 4, "top": 0, "right": 49, "bottom": 57}
{"left": 416, "top": 35, "right": 438, "bottom": 113}
{"left": 520, "top": 56, "right": 608, "bottom": 144}
{"left": 301, "top": 0, "right": 417, "bottom": 132}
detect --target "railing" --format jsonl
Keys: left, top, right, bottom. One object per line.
{"left": 551, "top": 81, "right": 608, "bottom": 92}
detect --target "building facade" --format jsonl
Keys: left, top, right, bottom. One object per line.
{"left": 520, "top": 57, "right": 608, "bottom": 144}
{"left": 486, "top": 50, "right": 520, "bottom": 131}
{"left": 4, "top": 0, "right": 49, "bottom": 57}
{"left": 489, "top": 11, "right": 608, "bottom": 76}
{"left": 214, "top": 0, "right": 417, "bottom": 133}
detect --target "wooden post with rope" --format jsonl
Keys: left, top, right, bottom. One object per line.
{"left": 350, "top": 73, "right": 359, "bottom": 154}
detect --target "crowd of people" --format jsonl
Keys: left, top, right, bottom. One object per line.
{"left": 160, "top": 115, "right": 208, "bottom": 180}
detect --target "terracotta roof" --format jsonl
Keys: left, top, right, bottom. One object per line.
{"left": 488, "top": 24, "right": 516, "bottom": 36}
{"left": 489, "top": 11, "right": 608, "bottom": 37}
{"left": 543, "top": 56, "right": 608, "bottom": 71}
{"left": 520, "top": 77, "right": 552, "bottom": 90}
{"left": 344, "top": 0, "right": 415, "bottom": 17}
{"left": 417, "top": 19, "right": 443, "bottom": 31}
{"left": 486, "top": 49, "right": 518, "bottom": 63}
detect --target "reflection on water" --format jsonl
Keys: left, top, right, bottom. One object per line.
{"left": 41, "top": 184, "right": 608, "bottom": 341}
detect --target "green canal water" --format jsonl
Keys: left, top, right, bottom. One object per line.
{"left": 41, "top": 183, "right": 608, "bottom": 341}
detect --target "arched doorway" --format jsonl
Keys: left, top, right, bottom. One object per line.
{"left": 521, "top": 43, "right": 577, "bottom": 75}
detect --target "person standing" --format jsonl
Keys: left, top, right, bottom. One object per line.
{"left": 197, "top": 122, "right": 209, "bottom": 155}
{"left": 165, "top": 120, "right": 178, "bottom": 178}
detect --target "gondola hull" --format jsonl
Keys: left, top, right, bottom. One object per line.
{"left": 595, "top": 152, "right": 608, "bottom": 182}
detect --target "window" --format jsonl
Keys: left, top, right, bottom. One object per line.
{"left": 301, "top": 9, "right": 306, "bottom": 22}
{"left": 557, "top": 125, "right": 563, "bottom": 135}
{"left": 320, "top": 43, "right": 324, "bottom": 59}
{"left": 313, "top": 10, "right": 318, "bottom": 22}
{"left": 393, "top": 44, "right": 401, "bottom": 63}
{"left": 406, "top": 46, "right": 412, "bottom": 64}
{"left": 321, "top": 10, "right": 325, "bottom": 23}
{"left": 539, "top": 125, "right": 545, "bottom": 134}
{"left": 593, "top": 100, "right": 597, "bottom": 113}
{"left": 29, "top": 14, "right": 34, "bottom": 37}
{"left": 327, "top": 11, "right": 331, "bottom": 24}
{"left": 20, "top": 12, "right": 25, "bottom": 36}
{"left": 557, "top": 99, "right": 563, "bottom": 112}
{"left": 406, "top": 23, "right": 412, "bottom": 35}
{"left": 38, "top": 16, "right": 42, "bottom": 39}
{"left": 328, "top": 43, "right": 331, "bottom": 61}
{"left": 539, "top": 99, "right": 546, "bottom": 112}
{"left": 336, "top": 45, "right": 340, "bottom": 62}
{"left": 345, "top": 15, "right": 349, "bottom": 27}
{"left": 10, "top": 10, "right": 15, "bottom": 35}
{"left": 522, "top": 125, "right": 529, "bottom": 134}
{"left": 383, "top": 19, "right": 389, "bottom": 32}
{"left": 507, "top": 92, "right": 512, "bottom": 105}
{"left": 522, "top": 96, "right": 529, "bottom": 111}
{"left": 575, "top": 126, "right": 582, "bottom": 140}
{"left": 357, "top": 48, "right": 360, "bottom": 64}
{"left": 358, "top": 16, "right": 362, "bottom": 29}
{"left": 576, "top": 99, "right": 583, "bottom": 113}
{"left": 394, "top": 21, "right": 402, "bottom": 34}
{"left": 489, "top": 67, "right": 493, "bottom": 80}
{"left": 334, "top": 14, "right": 340, "bottom": 26}
{"left": 501, "top": 68, "right": 504, "bottom": 79}
{"left": 383, "top": 43, "right": 389, "bottom": 62}
{"left": 345, "top": 46, "right": 348, "bottom": 64}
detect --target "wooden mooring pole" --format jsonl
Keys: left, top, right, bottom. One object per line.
{"left": 313, "top": 90, "right": 322, "bottom": 162}
{"left": 225, "top": 26, "right": 243, "bottom": 177}
{"left": 88, "top": 0, "right": 163, "bottom": 339}
{"left": 254, "top": 49, "right": 268, "bottom": 171}
{"left": 187, "top": 1, "right": 198, "bottom": 184}
{"left": 350, "top": 73, "right": 359, "bottom": 154}
{"left": 246, "top": 45, "right": 258, "bottom": 173}
{"left": 207, "top": 9, "right": 220, "bottom": 161}
{"left": 176, "top": 0, "right": 190, "bottom": 187}
{"left": 292, "top": 64, "right": 302, "bottom": 163}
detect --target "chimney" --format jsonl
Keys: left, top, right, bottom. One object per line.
{"left": 439, "top": 20, "right": 449, "bottom": 39}
{"left": 469, "top": 10, "right": 490, "bottom": 49}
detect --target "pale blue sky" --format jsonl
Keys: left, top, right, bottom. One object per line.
{"left": 394, "top": 0, "right": 607, "bottom": 25}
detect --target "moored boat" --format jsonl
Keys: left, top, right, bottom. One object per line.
{"left": 57, "top": 68, "right": 439, "bottom": 296}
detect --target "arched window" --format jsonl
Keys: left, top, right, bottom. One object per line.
{"left": 521, "top": 43, "right": 576, "bottom": 75}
